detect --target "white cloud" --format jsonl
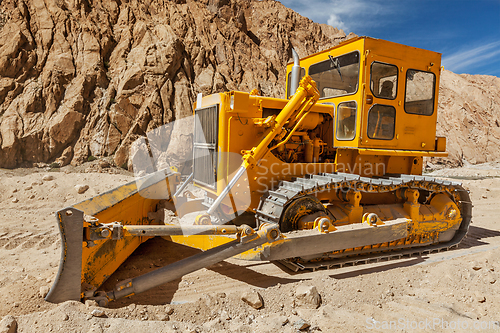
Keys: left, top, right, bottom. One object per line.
{"left": 322, "top": 0, "right": 394, "bottom": 33}
{"left": 442, "top": 41, "right": 500, "bottom": 74}
{"left": 327, "top": 14, "right": 346, "bottom": 31}
{"left": 279, "top": 0, "right": 400, "bottom": 33}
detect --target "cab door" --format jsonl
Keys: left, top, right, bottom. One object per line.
{"left": 361, "top": 53, "right": 402, "bottom": 149}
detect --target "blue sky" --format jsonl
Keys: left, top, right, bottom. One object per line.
{"left": 279, "top": 0, "right": 500, "bottom": 76}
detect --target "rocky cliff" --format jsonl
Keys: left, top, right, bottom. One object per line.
{"left": 0, "top": 0, "right": 498, "bottom": 170}
{"left": 436, "top": 69, "right": 500, "bottom": 166}
{"left": 0, "top": 0, "right": 349, "bottom": 169}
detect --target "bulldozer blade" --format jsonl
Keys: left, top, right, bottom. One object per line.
{"left": 46, "top": 168, "right": 180, "bottom": 303}
{"left": 45, "top": 208, "right": 85, "bottom": 303}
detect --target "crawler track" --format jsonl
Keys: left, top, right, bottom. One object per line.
{"left": 255, "top": 173, "right": 472, "bottom": 271}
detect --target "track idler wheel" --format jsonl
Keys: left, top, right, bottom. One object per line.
{"left": 280, "top": 195, "right": 331, "bottom": 232}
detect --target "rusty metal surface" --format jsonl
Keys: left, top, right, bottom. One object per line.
{"left": 47, "top": 168, "right": 181, "bottom": 303}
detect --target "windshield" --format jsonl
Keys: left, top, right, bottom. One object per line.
{"left": 309, "top": 51, "right": 360, "bottom": 98}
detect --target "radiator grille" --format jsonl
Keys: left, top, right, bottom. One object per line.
{"left": 193, "top": 147, "right": 217, "bottom": 188}
{"left": 193, "top": 105, "right": 219, "bottom": 189}
{"left": 194, "top": 106, "right": 218, "bottom": 144}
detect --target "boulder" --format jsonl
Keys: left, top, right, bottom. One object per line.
{"left": 49, "top": 110, "right": 84, "bottom": 147}
{"left": 294, "top": 285, "right": 321, "bottom": 309}
{"left": 55, "top": 146, "right": 73, "bottom": 167}
{"left": 39, "top": 286, "right": 50, "bottom": 298}
{"left": 241, "top": 289, "right": 263, "bottom": 309}
{"left": 0, "top": 315, "right": 17, "bottom": 333}
{"left": 75, "top": 184, "right": 89, "bottom": 194}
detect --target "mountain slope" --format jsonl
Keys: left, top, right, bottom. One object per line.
{"left": 0, "top": 0, "right": 348, "bottom": 168}
{"left": 0, "top": 0, "right": 498, "bottom": 169}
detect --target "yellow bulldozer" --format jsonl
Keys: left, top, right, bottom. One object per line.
{"left": 46, "top": 37, "right": 471, "bottom": 306}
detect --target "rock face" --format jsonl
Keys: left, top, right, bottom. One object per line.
{"left": 0, "top": 0, "right": 498, "bottom": 169}
{"left": 436, "top": 70, "right": 500, "bottom": 165}
{"left": 0, "top": 0, "right": 347, "bottom": 169}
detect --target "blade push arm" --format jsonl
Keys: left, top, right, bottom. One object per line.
{"left": 87, "top": 223, "right": 281, "bottom": 305}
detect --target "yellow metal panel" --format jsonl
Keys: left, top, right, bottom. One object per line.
{"left": 229, "top": 91, "right": 250, "bottom": 113}
{"left": 436, "top": 137, "right": 446, "bottom": 152}
{"left": 167, "top": 235, "right": 235, "bottom": 251}
{"left": 364, "top": 37, "right": 441, "bottom": 64}
{"left": 78, "top": 188, "right": 157, "bottom": 289}
{"left": 195, "top": 93, "right": 224, "bottom": 110}
{"left": 357, "top": 148, "right": 448, "bottom": 157}
{"left": 74, "top": 173, "right": 179, "bottom": 290}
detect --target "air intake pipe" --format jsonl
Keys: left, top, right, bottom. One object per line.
{"left": 289, "top": 48, "right": 301, "bottom": 97}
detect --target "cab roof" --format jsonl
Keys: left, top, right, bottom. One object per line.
{"left": 287, "top": 36, "right": 441, "bottom": 65}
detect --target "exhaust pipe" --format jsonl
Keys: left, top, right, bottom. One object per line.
{"left": 289, "top": 48, "right": 301, "bottom": 97}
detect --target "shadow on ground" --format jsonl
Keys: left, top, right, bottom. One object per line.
{"left": 101, "top": 237, "right": 301, "bottom": 308}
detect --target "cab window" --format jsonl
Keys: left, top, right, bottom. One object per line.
{"left": 405, "top": 69, "right": 436, "bottom": 115}
{"left": 336, "top": 101, "right": 357, "bottom": 140}
{"left": 370, "top": 62, "right": 398, "bottom": 99}
{"left": 309, "top": 52, "right": 360, "bottom": 99}
{"left": 367, "top": 105, "right": 396, "bottom": 140}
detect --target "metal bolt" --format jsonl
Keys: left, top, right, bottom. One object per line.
{"left": 318, "top": 218, "right": 330, "bottom": 232}
{"left": 269, "top": 229, "right": 279, "bottom": 240}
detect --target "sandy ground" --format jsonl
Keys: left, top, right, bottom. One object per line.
{"left": 1, "top": 161, "right": 500, "bottom": 332}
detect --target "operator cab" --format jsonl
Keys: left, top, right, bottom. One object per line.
{"left": 285, "top": 37, "right": 445, "bottom": 153}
